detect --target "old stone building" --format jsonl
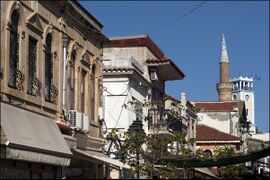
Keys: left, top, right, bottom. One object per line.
{"left": 165, "top": 93, "right": 198, "bottom": 153}
{"left": 0, "top": 0, "right": 110, "bottom": 179}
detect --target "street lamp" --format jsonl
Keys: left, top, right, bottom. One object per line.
{"left": 129, "top": 117, "right": 144, "bottom": 179}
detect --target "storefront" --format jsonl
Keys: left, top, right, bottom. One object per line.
{"left": 0, "top": 102, "right": 72, "bottom": 179}
{"left": 65, "top": 149, "right": 131, "bottom": 179}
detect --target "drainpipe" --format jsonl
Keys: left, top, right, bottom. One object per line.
{"left": 62, "top": 34, "right": 69, "bottom": 119}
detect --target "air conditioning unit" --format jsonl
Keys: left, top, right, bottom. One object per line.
{"left": 150, "top": 69, "right": 158, "bottom": 81}
{"left": 69, "top": 110, "right": 83, "bottom": 130}
{"left": 82, "top": 114, "right": 90, "bottom": 133}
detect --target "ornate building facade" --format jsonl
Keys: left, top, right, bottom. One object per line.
{"left": 1, "top": 1, "right": 108, "bottom": 179}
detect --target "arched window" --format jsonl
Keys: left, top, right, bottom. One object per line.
{"left": 27, "top": 36, "right": 39, "bottom": 96}
{"left": 45, "top": 33, "right": 53, "bottom": 101}
{"left": 69, "top": 51, "right": 76, "bottom": 109}
{"left": 203, "top": 150, "right": 212, "bottom": 158}
{"left": 90, "top": 65, "right": 96, "bottom": 120}
{"left": 81, "top": 69, "right": 87, "bottom": 113}
{"left": 8, "top": 10, "right": 20, "bottom": 88}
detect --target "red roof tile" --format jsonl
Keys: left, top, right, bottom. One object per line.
{"left": 196, "top": 124, "right": 240, "bottom": 142}
{"left": 194, "top": 101, "right": 238, "bottom": 111}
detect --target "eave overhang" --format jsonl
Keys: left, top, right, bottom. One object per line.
{"left": 146, "top": 59, "right": 185, "bottom": 81}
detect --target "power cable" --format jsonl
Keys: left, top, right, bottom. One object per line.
{"left": 104, "top": 107, "right": 124, "bottom": 128}
{"left": 146, "top": 1, "right": 207, "bottom": 34}
{"left": 102, "top": 85, "right": 130, "bottom": 96}
{"left": 113, "top": 88, "right": 131, "bottom": 128}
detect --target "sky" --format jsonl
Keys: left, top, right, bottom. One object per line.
{"left": 79, "top": 1, "right": 269, "bottom": 132}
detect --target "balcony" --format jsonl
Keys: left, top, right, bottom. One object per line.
{"left": 27, "top": 77, "right": 41, "bottom": 97}
{"left": 45, "top": 83, "right": 58, "bottom": 103}
{"left": 8, "top": 69, "right": 25, "bottom": 91}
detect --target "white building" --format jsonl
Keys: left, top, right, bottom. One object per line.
{"left": 102, "top": 34, "right": 186, "bottom": 160}
{"left": 247, "top": 133, "right": 269, "bottom": 175}
{"left": 194, "top": 101, "right": 245, "bottom": 137}
{"left": 102, "top": 34, "right": 185, "bottom": 135}
{"left": 231, "top": 76, "right": 256, "bottom": 134}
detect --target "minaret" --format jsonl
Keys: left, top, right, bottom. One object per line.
{"left": 216, "top": 34, "right": 232, "bottom": 101}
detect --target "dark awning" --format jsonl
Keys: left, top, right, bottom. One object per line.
{"left": 151, "top": 147, "right": 270, "bottom": 167}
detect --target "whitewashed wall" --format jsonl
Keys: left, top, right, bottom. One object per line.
{"left": 197, "top": 111, "right": 240, "bottom": 136}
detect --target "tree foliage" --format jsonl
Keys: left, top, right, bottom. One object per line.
{"left": 213, "top": 146, "right": 249, "bottom": 179}
{"left": 106, "top": 96, "right": 197, "bottom": 178}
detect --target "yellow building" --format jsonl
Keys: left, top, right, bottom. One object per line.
{"left": 0, "top": 1, "right": 110, "bottom": 178}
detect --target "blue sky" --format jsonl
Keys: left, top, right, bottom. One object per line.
{"left": 79, "top": 1, "right": 269, "bottom": 132}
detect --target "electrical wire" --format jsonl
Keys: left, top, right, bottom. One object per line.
{"left": 104, "top": 107, "right": 124, "bottom": 128}
{"left": 102, "top": 85, "right": 130, "bottom": 96}
{"left": 113, "top": 88, "right": 131, "bottom": 128}
{"left": 146, "top": 0, "right": 207, "bottom": 34}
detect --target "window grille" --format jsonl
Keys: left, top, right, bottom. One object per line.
{"left": 69, "top": 51, "right": 76, "bottom": 109}
{"left": 90, "top": 65, "right": 96, "bottom": 120}
{"left": 8, "top": 10, "right": 24, "bottom": 90}
{"left": 81, "top": 70, "right": 87, "bottom": 113}
{"left": 44, "top": 34, "right": 57, "bottom": 103}
{"left": 27, "top": 37, "right": 41, "bottom": 96}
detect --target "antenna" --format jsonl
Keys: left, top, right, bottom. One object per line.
{"left": 251, "top": 72, "right": 261, "bottom": 81}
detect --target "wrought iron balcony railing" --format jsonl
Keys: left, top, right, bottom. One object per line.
{"left": 27, "top": 77, "right": 41, "bottom": 97}
{"left": 45, "top": 83, "right": 58, "bottom": 103}
{"left": 8, "top": 69, "right": 25, "bottom": 91}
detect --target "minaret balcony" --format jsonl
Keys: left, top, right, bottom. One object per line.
{"left": 216, "top": 82, "right": 232, "bottom": 89}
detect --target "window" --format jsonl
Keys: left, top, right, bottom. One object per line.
{"left": 203, "top": 150, "right": 212, "bottom": 158}
{"left": 8, "top": 10, "right": 20, "bottom": 89}
{"left": 246, "top": 108, "right": 248, "bottom": 116}
{"left": 69, "top": 51, "right": 76, "bottom": 109}
{"left": 132, "top": 97, "right": 143, "bottom": 121}
{"left": 81, "top": 69, "right": 87, "bottom": 113}
{"left": 233, "top": 94, "right": 237, "bottom": 100}
{"left": 27, "top": 37, "right": 40, "bottom": 96}
{"left": 45, "top": 34, "right": 53, "bottom": 101}
{"left": 90, "top": 65, "right": 96, "bottom": 120}
{"left": 245, "top": 95, "right": 249, "bottom": 101}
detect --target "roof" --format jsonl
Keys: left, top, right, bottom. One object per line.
{"left": 193, "top": 101, "right": 238, "bottom": 111}
{"left": 104, "top": 34, "right": 185, "bottom": 81}
{"left": 146, "top": 58, "right": 186, "bottom": 79}
{"left": 103, "top": 67, "right": 152, "bottom": 87}
{"left": 74, "top": 1, "right": 103, "bottom": 29}
{"left": 196, "top": 124, "right": 240, "bottom": 143}
{"left": 104, "top": 34, "right": 165, "bottom": 59}
{"left": 103, "top": 67, "right": 133, "bottom": 73}
{"left": 220, "top": 33, "right": 229, "bottom": 63}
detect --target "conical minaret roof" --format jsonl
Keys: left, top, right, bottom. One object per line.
{"left": 220, "top": 33, "right": 229, "bottom": 63}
